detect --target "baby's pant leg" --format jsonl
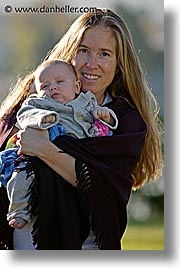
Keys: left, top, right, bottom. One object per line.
{"left": 7, "top": 170, "right": 34, "bottom": 223}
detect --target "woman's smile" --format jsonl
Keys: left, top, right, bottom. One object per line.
{"left": 82, "top": 73, "right": 100, "bottom": 80}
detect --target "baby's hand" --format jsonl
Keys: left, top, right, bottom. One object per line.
{"left": 93, "top": 106, "right": 115, "bottom": 126}
{"left": 93, "top": 106, "right": 111, "bottom": 121}
{"left": 42, "top": 114, "right": 56, "bottom": 124}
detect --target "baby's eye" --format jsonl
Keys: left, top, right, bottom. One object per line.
{"left": 41, "top": 84, "right": 49, "bottom": 90}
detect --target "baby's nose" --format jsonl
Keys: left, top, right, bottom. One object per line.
{"left": 50, "top": 84, "right": 57, "bottom": 91}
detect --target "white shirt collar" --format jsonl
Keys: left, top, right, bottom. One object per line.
{"left": 101, "top": 92, "right": 112, "bottom": 106}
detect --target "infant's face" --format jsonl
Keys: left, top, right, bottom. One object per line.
{"left": 35, "top": 63, "right": 80, "bottom": 104}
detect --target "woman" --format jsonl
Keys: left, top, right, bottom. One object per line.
{"left": 0, "top": 9, "right": 163, "bottom": 250}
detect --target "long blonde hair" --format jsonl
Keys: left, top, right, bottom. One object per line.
{"left": 0, "top": 9, "right": 163, "bottom": 188}
{"left": 0, "top": 72, "right": 34, "bottom": 119}
{"left": 45, "top": 8, "right": 163, "bottom": 189}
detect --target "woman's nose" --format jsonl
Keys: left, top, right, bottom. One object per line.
{"left": 85, "top": 54, "right": 98, "bottom": 69}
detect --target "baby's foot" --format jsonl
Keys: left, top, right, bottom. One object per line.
{"left": 9, "top": 217, "right": 27, "bottom": 229}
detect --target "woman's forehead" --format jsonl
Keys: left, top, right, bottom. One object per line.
{"left": 80, "top": 26, "right": 116, "bottom": 50}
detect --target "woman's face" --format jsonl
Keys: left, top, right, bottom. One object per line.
{"left": 73, "top": 26, "right": 117, "bottom": 105}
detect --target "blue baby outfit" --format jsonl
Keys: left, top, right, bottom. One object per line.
{"left": 0, "top": 148, "right": 18, "bottom": 188}
{"left": 0, "top": 125, "right": 66, "bottom": 188}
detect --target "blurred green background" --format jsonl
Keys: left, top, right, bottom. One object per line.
{"left": 0, "top": 0, "right": 164, "bottom": 250}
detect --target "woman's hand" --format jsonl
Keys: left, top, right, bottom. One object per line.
{"left": 16, "top": 127, "right": 76, "bottom": 186}
{"left": 16, "top": 127, "right": 50, "bottom": 157}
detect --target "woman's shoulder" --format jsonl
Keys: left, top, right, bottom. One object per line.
{"left": 0, "top": 108, "right": 18, "bottom": 151}
{"left": 0, "top": 107, "right": 17, "bottom": 124}
{"left": 105, "top": 96, "right": 137, "bottom": 117}
{"left": 106, "top": 97, "right": 146, "bottom": 134}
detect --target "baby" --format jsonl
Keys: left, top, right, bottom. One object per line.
{"left": 5, "top": 59, "right": 118, "bottom": 229}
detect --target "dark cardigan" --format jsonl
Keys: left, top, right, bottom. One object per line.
{"left": 30, "top": 97, "right": 147, "bottom": 250}
{"left": 0, "top": 97, "right": 147, "bottom": 250}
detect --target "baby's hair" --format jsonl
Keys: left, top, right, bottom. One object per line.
{"left": 34, "top": 59, "right": 79, "bottom": 81}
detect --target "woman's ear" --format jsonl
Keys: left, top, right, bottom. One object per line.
{"left": 75, "top": 80, "right": 81, "bottom": 94}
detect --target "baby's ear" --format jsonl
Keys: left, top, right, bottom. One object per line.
{"left": 75, "top": 80, "right": 81, "bottom": 94}
{"left": 29, "top": 81, "right": 37, "bottom": 94}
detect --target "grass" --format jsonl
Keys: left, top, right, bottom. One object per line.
{"left": 122, "top": 223, "right": 164, "bottom": 250}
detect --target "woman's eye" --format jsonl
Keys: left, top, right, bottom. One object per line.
{"left": 78, "top": 48, "right": 88, "bottom": 54}
{"left": 101, "top": 52, "right": 110, "bottom": 57}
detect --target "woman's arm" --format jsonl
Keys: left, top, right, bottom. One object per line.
{"left": 17, "top": 127, "right": 77, "bottom": 186}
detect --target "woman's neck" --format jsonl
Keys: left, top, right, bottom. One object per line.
{"left": 96, "top": 93, "right": 106, "bottom": 106}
